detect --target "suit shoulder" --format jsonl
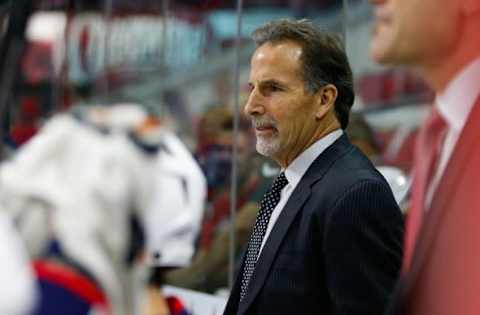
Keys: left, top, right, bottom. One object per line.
{"left": 320, "top": 145, "right": 389, "bottom": 193}
{"left": 306, "top": 145, "right": 400, "bottom": 221}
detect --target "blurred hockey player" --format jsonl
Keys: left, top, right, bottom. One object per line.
{"left": 0, "top": 104, "right": 206, "bottom": 315}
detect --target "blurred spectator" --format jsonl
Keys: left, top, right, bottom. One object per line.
{"left": 195, "top": 105, "right": 252, "bottom": 199}
{"left": 346, "top": 112, "right": 381, "bottom": 163}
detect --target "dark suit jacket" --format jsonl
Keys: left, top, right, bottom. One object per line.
{"left": 224, "top": 134, "right": 404, "bottom": 315}
{"left": 387, "top": 97, "right": 480, "bottom": 315}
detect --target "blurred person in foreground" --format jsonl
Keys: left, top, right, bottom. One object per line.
{"left": 0, "top": 104, "right": 206, "bottom": 315}
{"left": 223, "top": 19, "right": 403, "bottom": 315}
{"left": 369, "top": 0, "right": 480, "bottom": 314}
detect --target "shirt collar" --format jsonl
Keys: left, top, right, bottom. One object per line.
{"left": 436, "top": 58, "right": 480, "bottom": 132}
{"left": 284, "top": 129, "right": 343, "bottom": 188}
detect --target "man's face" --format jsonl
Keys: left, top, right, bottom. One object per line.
{"left": 369, "top": 0, "right": 459, "bottom": 66}
{"left": 244, "top": 41, "right": 320, "bottom": 166}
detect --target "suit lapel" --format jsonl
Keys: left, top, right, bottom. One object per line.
{"left": 402, "top": 95, "right": 480, "bottom": 300}
{"left": 237, "top": 182, "right": 312, "bottom": 314}
{"left": 237, "top": 135, "right": 352, "bottom": 315}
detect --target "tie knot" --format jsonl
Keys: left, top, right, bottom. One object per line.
{"left": 271, "top": 172, "right": 288, "bottom": 193}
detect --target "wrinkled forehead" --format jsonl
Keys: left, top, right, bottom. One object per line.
{"left": 249, "top": 41, "right": 304, "bottom": 82}
{"left": 252, "top": 41, "right": 303, "bottom": 63}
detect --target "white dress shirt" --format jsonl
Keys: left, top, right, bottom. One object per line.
{"left": 259, "top": 129, "right": 343, "bottom": 254}
{"left": 426, "top": 58, "right": 480, "bottom": 208}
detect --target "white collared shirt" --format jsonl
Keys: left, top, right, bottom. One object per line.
{"left": 259, "top": 129, "right": 343, "bottom": 254}
{"left": 426, "top": 58, "right": 480, "bottom": 208}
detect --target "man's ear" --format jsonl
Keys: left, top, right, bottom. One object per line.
{"left": 462, "top": 0, "right": 480, "bottom": 15}
{"left": 315, "top": 84, "right": 338, "bottom": 120}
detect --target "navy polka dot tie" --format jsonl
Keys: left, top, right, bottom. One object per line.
{"left": 240, "top": 172, "right": 289, "bottom": 301}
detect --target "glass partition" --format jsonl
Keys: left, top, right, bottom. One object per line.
{"left": 2, "top": 0, "right": 354, "bottom": 306}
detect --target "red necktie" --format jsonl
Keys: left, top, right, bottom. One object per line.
{"left": 403, "top": 107, "right": 448, "bottom": 273}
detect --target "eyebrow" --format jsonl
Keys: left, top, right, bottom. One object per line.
{"left": 249, "top": 79, "right": 289, "bottom": 89}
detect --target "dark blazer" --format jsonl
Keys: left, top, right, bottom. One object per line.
{"left": 387, "top": 97, "right": 480, "bottom": 315}
{"left": 224, "top": 134, "right": 404, "bottom": 315}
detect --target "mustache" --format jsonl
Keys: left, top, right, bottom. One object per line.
{"left": 251, "top": 117, "right": 277, "bottom": 129}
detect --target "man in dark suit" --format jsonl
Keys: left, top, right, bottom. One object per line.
{"left": 223, "top": 19, "right": 404, "bottom": 315}
{"left": 369, "top": 0, "right": 480, "bottom": 314}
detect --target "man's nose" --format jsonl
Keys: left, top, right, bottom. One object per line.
{"left": 244, "top": 88, "right": 265, "bottom": 116}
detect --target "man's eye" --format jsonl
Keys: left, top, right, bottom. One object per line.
{"left": 267, "top": 85, "right": 282, "bottom": 92}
